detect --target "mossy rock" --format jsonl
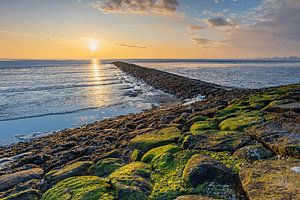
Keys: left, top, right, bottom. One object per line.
{"left": 141, "top": 144, "right": 181, "bottom": 163}
{"left": 190, "top": 121, "right": 216, "bottom": 134}
{"left": 129, "top": 127, "right": 181, "bottom": 152}
{"left": 233, "top": 144, "right": 274, "bottom": 162}
{"left": 175, "top": 195, "right": 214, "bottom": 200}
{"left": 262, "top": 99, "right": 297, "bottom": 111}
{"left": 239, "top": 158, "right": 300, "bottom": 199}
{"left": 88, "top": 158, "right": 124, "bottom": 177}
{"left": 182, "top": 154, "right": 236, "bottom": 187}
{"left": 219, "top": 111, "right": 264, "bottom": 131}
{"left": 186, "top": 115, "right": 208, "bottom": 126}
{"left": 214, "top": 103, "right": 250, "bottom": 121}
{"left": 45, "top": 161, "right": 93, "bottom": 185}
{"left": 150, "top": 151, "right": 197, "bottom": 200}
{"left": 182, "top": 130, "right": 252, "bottom": 152}
{"left": 109, "top": 162, "right": 152, "bottom": 200}
{"left": 131, "top": 149, "right": 143, "bottom": 161}
{"left": 42, "top": 176, "right": 114, "bottom": 200}
{"left": 3, "top": 189, "right": 40, "bottom": 200}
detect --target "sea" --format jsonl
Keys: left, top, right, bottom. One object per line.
{"left": 0, "top": 59, "right": 300, "bottom": 145}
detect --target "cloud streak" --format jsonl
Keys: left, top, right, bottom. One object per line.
{"left": 117, "top": 43, "right": 148, "bottom": 49}
{"left": 93, "top": 0, "right": 179, "bottom": 15}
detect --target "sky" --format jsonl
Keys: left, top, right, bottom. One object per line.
{"left": 0, "top": 0, "right": 300, "bottom": 59}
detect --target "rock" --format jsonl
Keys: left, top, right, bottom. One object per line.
{"left": 0, "top": 168, "right": 43, "bottom": 192}
{"left": 42, "top": 176, "right": 114, "bottom": 200}
{"left": 182, "top": 130, "right": 252, "bottom": 152}
{"left": 109, "top": 162, "right": 152, "bottom": 200}
{"left": 175, "top": 195, "right": 215, "bottom": 200}
{"left": 94, "top": 149, "right": 121, "bottom": 162}
{"left": 130, "top": 149, "right": 143, "bottom": 161}
{"left": 88, "top": 158, "right": 124, "bottom": 177}
{"left": 186, "top": 115, "right": 208, "bottom": 126}
{"left": 45, "top": 161, "right": 93, "bottom": 185}
{"left": 190, "top": 121, "right": 216, "bottom": 134}
{"left": 3, "top": 189, "right": 40, "bottom": 200}
{"left": 183, "top": 154, "right": 236, "bottom": 187}
{"left": 219, "top": 111, "right": 264, "bottom": 131}
{"left": 141, "top": 144, "right": 181, "bottom": 163}
{"left": 246, "top": 122, "right": 300, "bottom": 158}
{"left": 129, "top": 127, "right": 181, "bottom": 152}
{"left": 233, "top": 144, "right": 274, "bottom": 162}
{"left": 263, "top": 99, "right": 298, "bottom": 112}
{"left": 239, "top": 158, "right": 300, "bottom": 200}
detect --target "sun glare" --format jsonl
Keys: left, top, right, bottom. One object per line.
{"left": 89, "top": 41, "right": 98, "bottom": 52}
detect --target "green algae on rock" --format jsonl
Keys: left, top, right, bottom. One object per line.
{"left": 190, "top": 121, "right": 216, "bottom": 134}
{"left": 131, "top": 149, "right": 143, "bottom": 161}
{"left": 3, "top": 189, "right": 40, "bottom": 200}
{"left": 219, "top": 111, "right": 264, "bottom": 131}
{"left": 45, "top": 161, "right": 93, "bottom": 185}
{"left": 175, "top": 194, "right": 215, "bottom": 200}
{"left": 42, "top": 176, "right": 114, "bottom": 200}
{"left": 109, "top": 162, "right": 152, "bottom": 200}
{"left": 129, "top": 127, "right": 181, "bottom": 152}
{"left": 88, "top": 158, "right": 124, "bottom": 177}
{"left": 183, "top": 154, "right": 236, "bottom": 187}
{"left": 239, "top": 158, "right": 300, "bottom": 200}
{"left": 141, "top": 144, "right": 181, "bottom": 163}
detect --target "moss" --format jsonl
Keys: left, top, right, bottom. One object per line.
{"left": 42, "top": 176, "right": 114, "bottom": 200}
{"left": 262, "top": 99, "right": 297, "bottom": 111}
{"left": 3, "top": 189, "right": 40, "bottom": 200}
{"left": 88, "top": 158, "right": 124, "bottom": 177}
{"left": 199, "top": 151, "right": 246, "bottom": 173}
{"left": 190, "top": 121, "right": 216, "bottom": 134}
{"left": 150, "top": 151, "right": 197, "bottom": 200}
{"left": 109, "top": 162, "right": 152, "bottom": 200}
{"left": 129, "top": 127, "right": 181, "bottom": 152}
{"left": 186, "top": 115, "right": 208, "bottom": 126}
{"left": 45, "top": 161, "right": 93, "bottom": 185}
{"left": 219, "top": 111, "right": 264, "bottom": 131}
{"left": 215, "top": 102, "right": 250, "bottom": 121}
{"left": 131, "top": 149, "right": 143, "bottom": 161}
{"left": 141, "top": 144, "right": 181, "bottom": 163}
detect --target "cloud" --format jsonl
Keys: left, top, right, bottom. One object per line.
{"left": 117, "top": 43, "right": 148, "bottom": 49}
{"left": 192, "top": 37, "right": 213, "bottom": 45}
{"left": 188, "top": 25, "right": 205, "bottom": 31}
{"left": 205, "top": 17, "right": 231, "bottom": 26}
{"left": 92, "top": 0, "right": 179, "bottom": 15}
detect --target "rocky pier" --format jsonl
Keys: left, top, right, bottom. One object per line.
{"left": 0, "top": 62, "right": 299, "bottom": 200}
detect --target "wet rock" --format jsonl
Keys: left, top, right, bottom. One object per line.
{"left": 183, "top": 154, "right": 236, "bottom": 187}
{"left": 239, "top": 158, "right": 300, "bottom": 200}
{"left": 3, "top": 189, "right": 40, "bottom": 200}
{"left": 263, "top": 99, "right": 298, "bottom": 112}
{"left": 129, "top": 127, "right": 181, "bottom": 152}
{"left": 141, "top": 144, "right": 181, "bottom": 163}
{"left": 88, "top": 158, "right": 124, "bottom": 177}
{"left": 94, "top": 149, "right": 121, "bottom": 162}
{"left": 109, "top": 162, "right": 152, "bottom": 200}
{"left": 246, "top": 122, "right": 300, "bottom": 158}
{"left": 45, "top": 161, "right": 93, "bottom": 186}
{"left": 233, "top": 144, "right": 274, "bottom": 162}
{"left": 42, "top": 176, "right": 114, "bottom": 200}
{"left": 0, "top": 168, "right": 43, "bottom": 192}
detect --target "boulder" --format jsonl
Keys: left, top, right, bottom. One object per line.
{"left": 88, "top": 158, "right": 124, "bottom": 177}
{"left": 239, "top": 158, "right": 300, "bottom": 200}
{"left": 3, "top": 189, "right": 40, "bottom": 200}
{"left": 42, "top": 176, "right": 114, "bottom": 200}
{"left": 129, "top": 127, "right": 181, "bottom": 152}
{"left": 246, "top": 122, "right": 300, "bottom": 158}
{"left": 183, "top": 154, "right": 236, "bottom": 187}
{"left": 190, "top": 121, "right": 216, "bottom": 134}
{"left": 109, "top": 162, "right": 152, "bottom": 200}
{"left": 45, "top": 161, "right": 93, "bottom": 185}
{"left": 233, "top": 144, "right": 274, "bottom": 162}
{"left": 0, "top": 168, "right": 43, "bottom": 192}
{"left": 141, "top": 144, "right": 181, "bottom": 163}
{"left": 219, "top": 111, "right": 264, "bottom": 131}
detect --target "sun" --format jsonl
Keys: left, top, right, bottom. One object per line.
{"left": 89, "top": 41, "right": 98, "bottom": 52}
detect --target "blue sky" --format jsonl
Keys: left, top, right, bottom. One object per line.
{"left": 0, "top": 0, "right": 299, "bottom": 59}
